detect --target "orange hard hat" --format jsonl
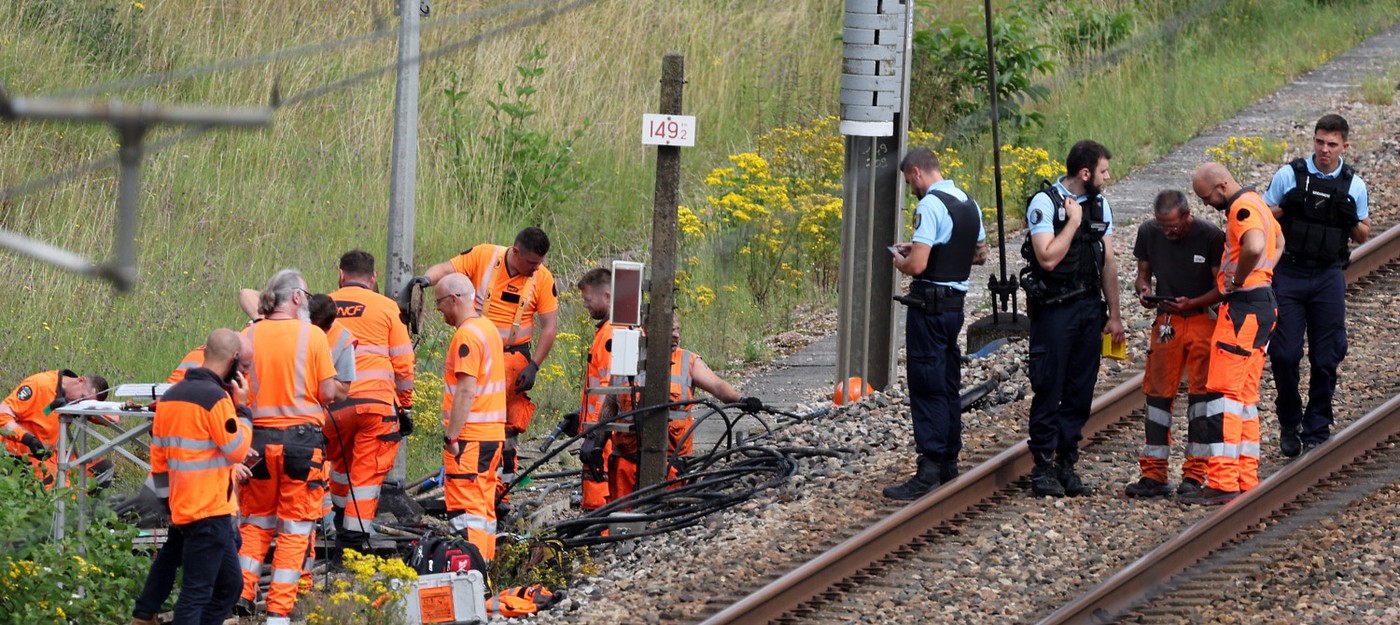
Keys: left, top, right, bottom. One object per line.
{"left": 834, "top": 377, "right": 873, "bottom": 405}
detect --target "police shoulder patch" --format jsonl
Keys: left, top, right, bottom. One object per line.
{"left": 458, "top": 344, "right": 471, "bottom": 358}
{"left": 912, "top": 213, "right": 922, "bottom": 230}
{"left": 1029, "top": 209, "right": 1042, "bottom": 225}
{"left": 1236, "top": 208, "right": 1251, "bottom": 221}
{"left": 16, "top": 385, "right": 31, "bottom": 402}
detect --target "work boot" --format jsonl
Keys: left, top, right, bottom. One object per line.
{"left": 1124, "top": 477, "right": 1170, "bottom": 498}
{"left": 1030, "top": 451, "right": 1065, "bottom": 497}
{"left": 1179, "top": 486, "right": 1239, "bottom": 505}
{"left": 882, "top": 455, "right": 942, "bottom": 500}
{"left": 1055, "top": 450, "right": 1092, "bottom": 497}
{"left": 939, "top": 456, "right": 960, "bottom": 483}
{"left": 233, "top": 598, "right": 256, "bottom": 617}
{"left": 1280, "top": 430, "right": 1302, "bottom": 458}
{"left": 1176, "top": 478, "right": 1203, "bottom": 498}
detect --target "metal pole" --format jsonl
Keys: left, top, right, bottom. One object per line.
{"left": 385, "top": 0, "right": 422, "bottom": 489}
{"left": 639, "top": 52, "right": 684, "bottom": 489}
{"left": 112, "top": 124, "right": 148, "bottom": 291}
{"left": 0, "top": 93, "right": 269, "bottom": 290}
{"left": 983, "top": 0, "right": 1007, "bottom": 282}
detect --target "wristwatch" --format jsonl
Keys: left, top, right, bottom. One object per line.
{"left": 443, "top": 436, "right": 458, "bottom": 449}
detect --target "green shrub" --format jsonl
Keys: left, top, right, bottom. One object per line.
{"left": 910, "top": 14, "right": 1057, "bottom": 136}
{"left": 0, "top": 457, "right": 150, "bottom": 625}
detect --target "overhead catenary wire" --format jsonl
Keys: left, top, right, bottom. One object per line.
{"left": 0, "top": 0, "right": 603, "bottom": 203}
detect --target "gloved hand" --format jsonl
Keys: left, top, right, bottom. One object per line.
{"left": 738, "top": 396, "right": 764, "bottom": 413}
{"left": 20, "top": 433, "right": 50, "bottom": 461}
{"left": 579, "top": 431, "right": 606, "bottom": 471}
{"left": 561, "top": 410, "right": 580, "bottom": 438}
{"left": 515, "top": 360, "right": 539, "bottom": 393}
{"left": 397, "top": 405, "right": 415, "bottom": 437}
{"left": 410, "top": 275, "right": 432, "bottom": 289}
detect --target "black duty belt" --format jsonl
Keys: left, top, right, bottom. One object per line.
{"left": 503, "top": 343, "right": 532, "bottom": 356}
{"left": 252, "top": 423, "right": 325, "bottom": 447}
{"left": 1226, "top": 288, "right": 1276, "bottom": 304}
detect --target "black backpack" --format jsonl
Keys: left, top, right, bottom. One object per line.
{"left": 408, "top": 533, "right": 487, "bottom": 576}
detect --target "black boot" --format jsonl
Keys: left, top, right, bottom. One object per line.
{"left": 1055, "top": 450, "right": 1092, "bottom": 497}
{"left": 1030, "top": 450, "right": 1065, "bottom": 497}
{"left": 883, "top": 455, "right": 942, "bottom": 500}
{"left": 335, "top": 529, "right": 370, "bottom": 565}
{"left": 939, "top": 455, "right": 960, "bottom": 483}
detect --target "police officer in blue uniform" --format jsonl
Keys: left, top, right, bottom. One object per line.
{"left": 1263, "top": 114, "right": 1371, "bottom": 458}
{"left": 884, "top": 148, "right": 988, "bottom": 500}
{"left": 1020, "top": 140, "right": 1125, "bottom": 497}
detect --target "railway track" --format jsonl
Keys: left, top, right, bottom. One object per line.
{"left": 692, "top": 223, "right": 1400, "bottom": 624}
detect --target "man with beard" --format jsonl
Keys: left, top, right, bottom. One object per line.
{"left": 1124, "top": 190, "right": 1224, "bottom": 499}
{"left": 234, "top": 269, "right": 342, "bottom": 623}
{"left": 1020, "top": 139, "right": 1125, "bottom": 497}
{"left": 1186, "top": 163, "right": 1283, "bottom": 504}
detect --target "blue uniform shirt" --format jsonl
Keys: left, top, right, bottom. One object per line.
{"left": 911, "top": 179, "right": 987, "bottom": 292}
{"left": 1025, "top": 176, "right": 1115, "bottom": 238}
{"left": 1261, "top": 154, "right": 1369, "bottom": 219}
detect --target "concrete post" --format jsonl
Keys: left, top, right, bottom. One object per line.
{"left": 639, "top": 53, "right": 684, "bottom": 489}
{"left": 384, "top": 0, "right": 423, "bottom": 489}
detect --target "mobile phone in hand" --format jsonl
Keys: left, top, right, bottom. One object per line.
{"left": 1142, "top": 295, "right": 1175, "bottom": 303}
{"left": 887, "top": 245, "right": 901, "bottom": 256}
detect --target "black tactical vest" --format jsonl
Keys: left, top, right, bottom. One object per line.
{"left": 1278, "top": 158, "right": 1358, "bottom": 268}
{"left": 919, "top": 189, "right": 981, "bottom": 284}
{"left": 1020, "top": 181, "right": 1107, "bottom": 301}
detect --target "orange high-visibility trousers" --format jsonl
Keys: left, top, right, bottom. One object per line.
{"left": 607, "top": 455, "right": 681, "bottom": 505}
{"left": 501, "top": 350, "right": 536, "bottom": 490}
{"left": 445, "top": 440, "right": 503, "bottom": 562}
{"left": 1198, "top": 292, "right": 1276, "bottom": 493}
{"left": 580, "top": 437, "right": 611, "bottom": 511}
{"left": 324, "top": 406, "right": 399, "bottom": 535}
{"left": 238, "top": 433, "right": 326, "bottom": 616}
{"left": 1139, "top": 312, "right": 1214, "bottom": 484}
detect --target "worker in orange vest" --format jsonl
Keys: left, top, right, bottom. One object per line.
{"left": 606, "top": 315, "right": 754, "bottom": 502}
{"left": 435, "top": 272, "right": 508, "bottom": 562}
{"left": 1185, "top": 163, "right": 1283, "bottom": 504}
{"left": 134, "top": 333, "right": 254, "bottom": 625}
{"left": 423, "top": 227, "right": 559, "bottom": 495}
{"left": 167, "top": 346, "right": 207, "bottom": 384}
{"left": 574, "top": 268, "right": 616, "bottom": 510}
{"left": 1, "top": 369, "right": 111, "bottom": 489}
{"left": 129, "top": 329, "right": 252, "bottom": 625}
{"left": 234, "top": 270, "right": 343, "bottom": 624}
{"left": 326, "top": 250, "right": 415, "bottom": 554}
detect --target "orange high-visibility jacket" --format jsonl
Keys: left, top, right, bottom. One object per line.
{"left": 331, "top": 284, "right": 415, "bottom": 412}
{"left": 449, "top": 245, "right": 559, "bottom": 347}
{"left": 1219, "top": 190, "right": 1284, "bottom": 292}
{"left": 1, "top": 369, "right": 74, "bottom": 447}
{"left": 326, "top": 320, "right": 359, "bottom": 382}
{"left": 611, "top": 349, "right": 699, "bottom": 458}
{"left": 243, "top": 319, "right": 336, "bottom": 428}
{"left": 443, "top": 316, "right": 507, "bottom": 442}
{"left": 581, "top": 321, "right": 616, "bottom": 424}
{"left": 167, "top": 346, "right": 207, "bottom": 384}
{"left": 149, "top": 367, "right": 253, "bottom": 525}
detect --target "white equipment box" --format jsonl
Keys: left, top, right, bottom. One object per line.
{"left": 404, "top": 570, "right": 487, "bottom": 625}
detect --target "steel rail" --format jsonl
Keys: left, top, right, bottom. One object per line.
{"left": 702, "top": 222, "right": 1400, "bottom": 625}
{"left": 1040, "top": 393, "right": 1400, "bottom": 624}
{"left": 1040, "top": 222, "right": 1400, "bottom": 624}
{"left": 699, "top": 370, "right": 1145, "bottom": 625}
